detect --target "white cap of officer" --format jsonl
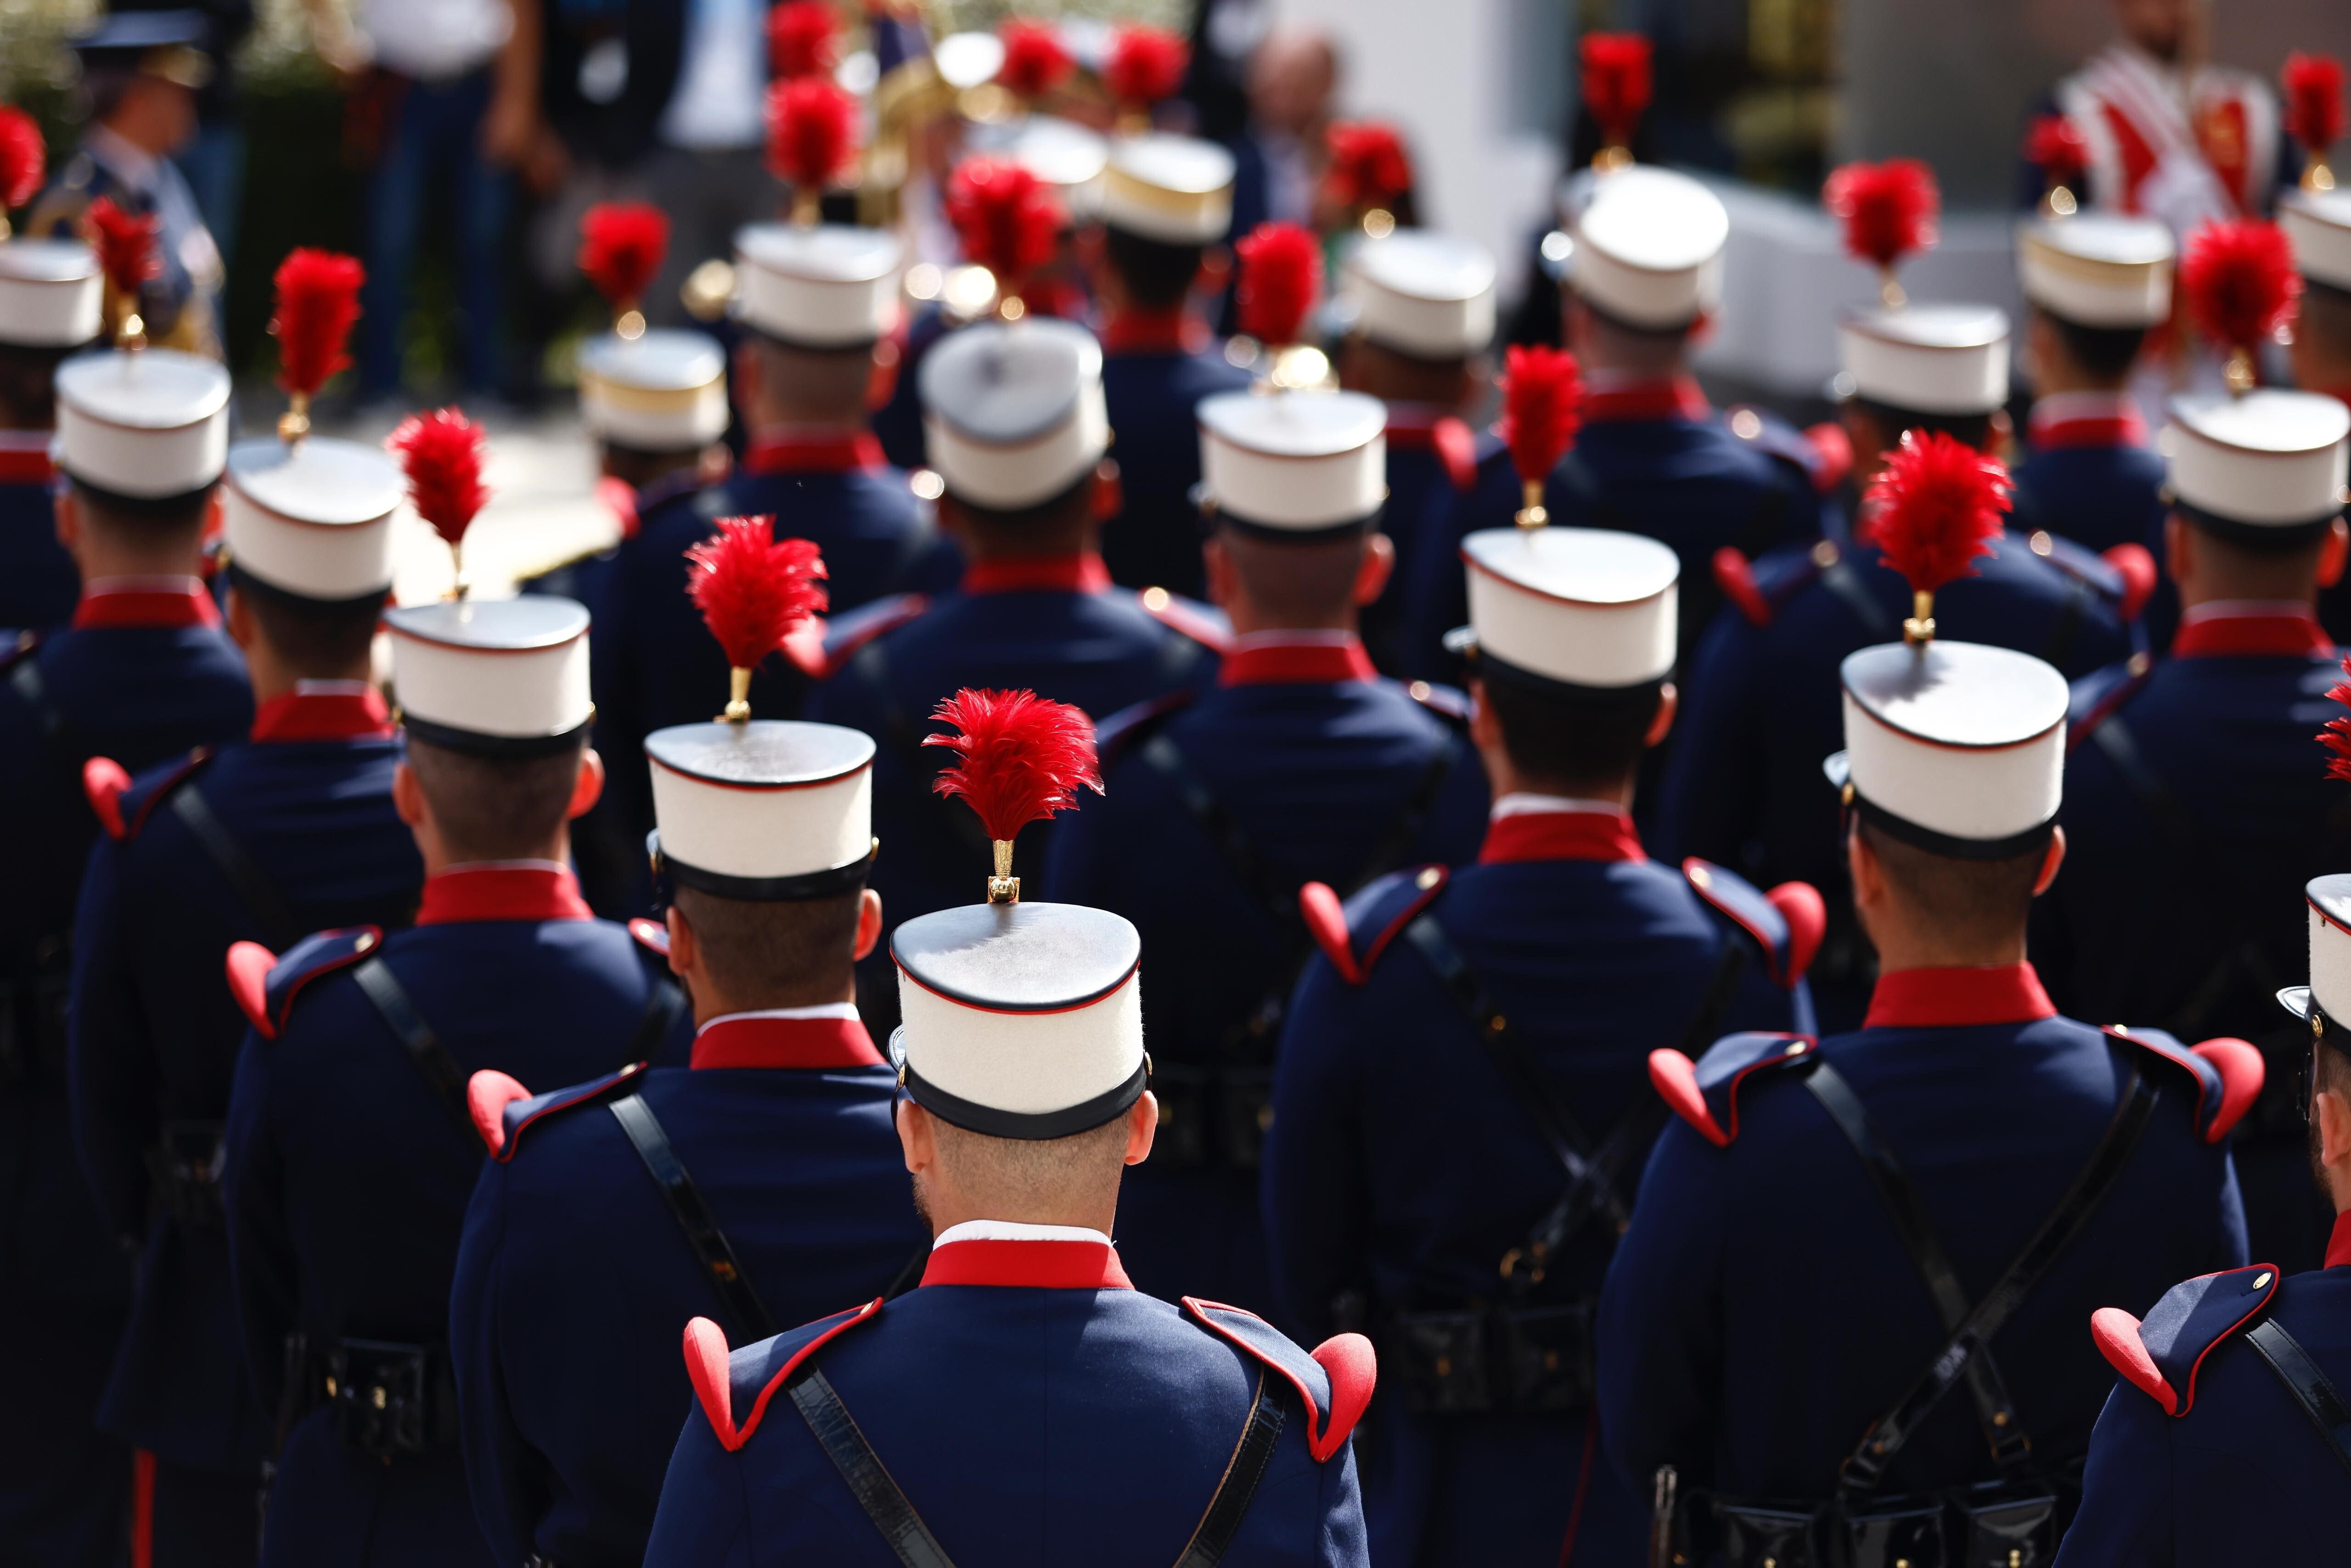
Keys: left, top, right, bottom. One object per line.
{"left": 1838, "top": 303, "right": 2012, "bottom": 417}
{"left": 579, "top": 331, "right": 729, "bottom": 452}
{"left": 1198, "top": 388, "right": 1386, "bottom": 536}
{"left": 0, "top": 240, "right": 102, "bottom": 348}
{"left": 2165, "top": 392, "right": 2351, "bottom": 534}
{"left": 995, "top": 115, "right": 1108, "bottom": 221}
{"left": 386, "top": 597, "right": 594, "bottom": 757}
{"left": 2283, "top": 187, "right": 2351, "bottom": 294}
{"left": 54, "top": 347, "right": 232, "bottom": 498}
{"left": 1343, "top": 230, "right": 1497, "bottom": 360}
{"left": 222, "top": 436, "right": 403, "bottom": 601}
{"left": 920, "top": 317, "right": 1108, "bottom": 508}
{"left": 2289, "top": 876, "right": 2351, "bottom": 1039}
{"left": 734, "top": 223, "right": 903, "bottom": 348}
{"left": 647, "top": 721, "right": 877, "bottom": 899}
{"left": 2016, "top": 213, "right": 2175, "bottom": 329}
{"left": 1450, "top": 526, "right": 1678, "bottom": 692}
{"left": 1568, "top": 166, "right": 1728, "bottom": 331}
{"left": 1101, "top": 133, "right": 1236, "bottom": 246}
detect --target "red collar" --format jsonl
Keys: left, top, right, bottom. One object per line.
{"left": 2328, "top": 1209, "right": 2351, "bottom": 1270}
{"left": 2171, "top": 609, "right": 2333, "bottom": 659}
{"left": 249, "top": 685, "right": 394, "bottom": 743}
{"left": 1385, "top": 405, "right": 1479, "bottom": 490}
{"left": 962, "top": 552, "right": 1111, "bottom": 596}
{"left": 744, "top": 430, "right": 884, "bottom": 477}
{"left": 690, "top": 1013, "right": 884, "bottom": 1071}
{"left": 1582, "top": 378, "right": 1710, "bottom": 424}
{"left": 415, "top": 865, "right": 595, "bottom": 927}
{"left": 1863, "top": 963, "right": 2057, "bottom": 1030}
{"left": 0, "top": 444, "right": 53, "bottom": 485}
{"left": 1478, "top": 809, "right": 1647, "bottom": 865}
{"left": 72, "top": 578, "right": 220, "bottom": 631}
{"left": 920, "top": 1237, "right": 1134, "bottom": 1290}
{"left": 1099, "top": 308, "right": 1207, "bottom": 356}
{"left": 1219, "top": 635, "right": 1376, "bottom": 687}
{"left": 2027, "top": 409, "right": 2149, "bottom": 450}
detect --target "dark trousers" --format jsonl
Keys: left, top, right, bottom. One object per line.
{"left": 0, "top": 1302, "right": 129, "bottom": 1568}
{"left": 360, "top": 68, "right": 512, "bottom": 395}
{"left": 152, "top": 1458, "right": 259, "bottom": 1568}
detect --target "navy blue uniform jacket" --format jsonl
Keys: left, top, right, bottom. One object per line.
{"left": 643, "top": 1233, "right": 1373, "bottom": 1566}
{"left": 1369, "top": 410, "right": 1484, "bottom": 677}
{"left": 450, "top": 1011, "right": 926, "bottom": 1568}
{"left": 222, "top": 865, "right": 692, "bottom": 1568}
{"left": 1041, "top": 637, "right": 1489, "bottom": 1316}
{"left": 1265, "top": 808, "right": 1817, "bottom": 1568}
{"left": 1098, "top": 321, "right": 1252, "bottom": 600}
{"left": 2010, "top": 406, "right": 2168, "bottom": 558}
{"left": 1597, "top": 964, "right": 2249, "bottom": 1512}
{"left": 0, "top": 461, "right": 81, "bottom": 633}
{"left": 2053, "top": 1227, "right": 2351, "bottom": 1566}
{"left": 69, "top": 686, "right": 420, "bottom": 1475}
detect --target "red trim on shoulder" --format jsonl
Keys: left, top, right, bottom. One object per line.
{"left": 629, "top": 917, "right": 672, "bottom": 958}
{"left": 468, "top": 1070, "right": 531, "bottom": 1155}
{"left": 2101, "top": 544, "right": 2156, "bottom": 624}
{"left": 1648, "top": 1050, "right": 1728, "bottom": 1147}
{"left": 1713, "top": 548, "right": 1772, "bottom": 628}
{"left": 1181, "top": 1299, "right": 1362, "bottom": 1463}
{"left": 1364, "top": 869, "right": 1447, "bottom": 974}
{"left": 1141, "top": 593, "right": 1231, "bottom": 656}
{"left": 1299, "top": 882, "right": 1363, "bottom": 985}
{"left": 596, "top": 474, "right": 641, "bottom": 542}
{"left": 2189, "top": 1038, "right": 2264, "bottom": 1143}
{"left": 1766, "top": 881, "right": 1826, "bottom": 987}
{"left": 2091, "top": 1308, "right": 2177, "bottom": 1415}
{"left": 689, "top": 1299, "right": 887, "bottom": 1452}
{"left": 84, "top": 757, "right": 131, "bottom": 840}
{"left": 817, "top": 595, "right": 929, "bottom": 680}
{"left": 1309, "top": 1332, "right": 1376, "bottom": 1458}
{"left": 224, "top": 942, "right": 279, "bottom": 1039}
{"left": 781, "top": 620, "right": 830, "bottom": 679}
{"left": 494, "top": 1062, "right": 650, "bottom": 1164}
{"left": 2170, "top": 1268, "right": 2284, "bottom": 1416}
{"left": 1802, "top": 422, "right": 1853, "bottom": 494}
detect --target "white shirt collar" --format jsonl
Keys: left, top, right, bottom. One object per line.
{"left": 933, "top": 1220, "right": 1114, "bottom": 1248}
{"left": 696, "top": 1003, "right": 861, "bottom": 1036}
{"left": 1490, "top": 792, "right": 1629, "bottom": 821}
{"left": 2178, "top": 599, "right": 2317, "bottom": 626}
{"left": 1227, "top": 629, "right": 1360, "bottom": 651}
{"left": 2030, "top": 390, "right": 2138, "bottom": 423}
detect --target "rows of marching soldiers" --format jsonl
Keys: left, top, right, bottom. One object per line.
{"left": 9, "top": 5, "right": 2351, "bottom": 1568}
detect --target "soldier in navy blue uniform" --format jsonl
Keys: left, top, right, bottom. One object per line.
{"left": 220, "top": 595, "right": 692, "bottom": 1568}
{"left": 0, "top": 230, "right": 99, "bottom": 632}
{"left": 2281, "top": 187, "right": 2351, "bottom": 644}
{"left": 1400, "top": 167, "right": 1833, "bottom": 686}
{"left": 808, "top": 317, "right": 1223, "bottom": 1029}
{"left": 643, "top": 719, "right": 1374, "bottom": 1566}
{"left": 1335, "top": 229, "right": 1498, "bottom": 675}
{"left": 68, "top": 326, "right": 420, "bottom": 1567}
{"left": 2054, "top": 879, "right": 2351, "bottom": 1567}
{"left": 1045, "top": 387, "right": 1488, "bottom": 1317}
{"left": 1092, "top": 131, "right": 1251, "bottom": 600}
{"left": 2043, "top": 390, "right": 2351, "bottom": 1276}
{"left": 1599, "top": 563, "right": 2253, "bottom": 1566}
{"left": 1265, "top": 524, "right": 1819, "bottom": 1568}
{"left": 452, "top": 693, "right": 925, "bottom": 1568}
{"left": 1, "top": 332, "right": 249, "bottom": 1567}
{"left": 1660, "top": 300, "right": 2140, "bottom": 1027}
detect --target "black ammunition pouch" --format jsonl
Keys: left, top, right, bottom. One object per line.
{"left": 146, "top": 1120, "right": 228, "bottom": 1228}
{"left": 1147, "top": 1061, "right": 1276, "bottom": 1170}
{"left": 1384, "top": 1298, "right": 1594, "bottom": 1416}
{"left": 310, "top": 1338, "right": 460, "bottom": 1457}
{"left": 0, "top": 966, "right": 70, "bottom": 1087}
{"left": 1692, "top": 1475, "right": 2066, "bottom": 1568}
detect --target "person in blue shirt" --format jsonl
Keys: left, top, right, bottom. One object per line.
{"left": 807, "top": 317, "right": 1222, "bottom": 1033}
{"left": 2055, "top": 887, "right": 2351, "bottom": 1567}
{"left": 1601, "top": 542, "right": 2250, "bottom": 1567}
{"left": 1267, "top": 524, "right": 1819, "bottom": 1568}
{"left": 1091, "top": 131, "right": 1252, "bottom": 600}
{"left": 221, "top": 595, "right": 691, "bottom": 1568}
{"left": 0, "top": 339, "right": 250, "bottom": 1568}
{"left": 69, "top": 395, "right": 420, "bottom": 1568}
{"left": 0, "top": 234, "right": 98, "bottom": 633}
{"left": 452, "top": 705, "right": 925, "bottom": 1568}
{"left": 1046, "top": 386, "right": 1487, "bottom": 1318}
{"left": 2044, "top": 389, "right": 2351, "bottom": 1276}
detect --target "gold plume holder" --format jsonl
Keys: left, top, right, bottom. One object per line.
{"left": 1359, "top": 206, "right": 1395, "bottom": 238}
{"left": 278, "top": 390, "right": 312, "bottom": 445}
{"left": 2307, "top": 155, "right": 2338, "bottom": 194}
{"left": 0, "top": 214, "right": 11, "bottom": 242}
{"left": 1514, "top": 478, "right": 1548, "bottom": 529}
{"left": 614, "top": 304, "right": 647, "bottom": 340}
{"left": 2040, "top": 183, "right": 2078, "bottom": 219}
{"left": 443, "top": 543, "right": 468, "bottom": 602}
{"left": 997, "top": 283, "right": 1028, "bottom": 322}
{"left": 1901, "top": 589, "right": 1936, "bottom": 646}
{"left": 791, "top": 186, "right": 822, "bottom": 228}
{"left": 986, "top": 837, "right": 1020, "bottom": 904}
{"left": 2224, "top": 346, "right": 2257, "bottom": 398}
{"left": 1878, "top": 269, "right": 1907, "bottom": 310}
{"left": 1592, "top": 143, "right": 1634, "bottom": 174}
{"left": 720, "top": 665, "right": 753, "bottom": 724}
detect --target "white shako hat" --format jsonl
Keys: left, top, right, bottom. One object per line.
{"left": 1824, "top": 640, "right": 2068, "bottom": 860}
{"left": 1567, "top": 166, "right": 1728, "bottom": 331}
{"left": 222, "top": 437, "right": 402, "bottom": 601}
{"left": 734, "top": 223, "right": 902, "bottom": 348}
{"left": 1449, "top": 526, "right": 1678, "bottom": 693}
{"left": 2282, "top": 188, "right": 2351, "bottom": 293}
{"left": 1197, "top": 388, "right": 1386, "bottom": 536}
{"left": 646, "top": 721, "right": 877, "bottom": 900}
{"left": 2165, "top": 391, "right": 2351, "bottom": 537}
{"left": 2016, "top": 214, "right": 2174, "bottom": 329}
{"left": 995, "top": 115, "right": 1109, "bottom": 221}
{"left": 54, "top": 347, "right": 231, "bottom": 499}
{"left": 385, "top": 596, "right": 594, "bottom": 758}
{"left": 1343, "top": 230, "right": 1497, "bottom": 360}
{"left": 1101, "top": 132, "right": 1235, "bottom": 246}
{"left": 578, "top": 328, "right": 728, "bottom": 451}
{"left": 0, "top": 240, "right": 103, "bottom": 348}
{"left": 2283, "top": 876, "right": 2351, "bottom": 1036}
{"left": 1838, "top": 303, "right": 2011, "bottom": 417}
{"left": 921, "top": 317, "right": 1108, "bottom": 509}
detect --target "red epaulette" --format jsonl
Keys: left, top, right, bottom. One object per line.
{"left": 226, "top": 927, "right": 385, "bottom": 1041}
{"left": 86, "top": 747, "right": 214, "bottom": 842}
{"left": 2092, "top": 1264, "right": 2282, "bottom": 1418}
{"left": 1298, "top": 865, "right": 1448, "bottom": 987}
{"left": 1138, "top": 590, "right": 1231, "bottom": 656}
{"left": 1094, "top": 688, "right": 1196, "bottom": 768}
{"left": 2104, "top": 1026, "right": 2263, "bottom": 1144}
{"left": 470, "top": 1062, "right": 650, "bottom": 1160}
{"left": 683, "top": 1301, "right": 887, "bottom": 1451}
{"left": 803, "top": 593, "right": 929, "bottom": 682}
{"left": 628, "top": 916, "right": 671, "bottom": 959}
{"left": 1183, "top": 1298, "right": 1374, "bottom": 1462}
{"left": 1682, "top": 859, "right": 1824, "bottom": 989}
{"left": 1406, "top": 680, "right": 1471, "bottom": 725}
{"left": 1648, "top": 1032, "right": 1818, "bottom": 1147}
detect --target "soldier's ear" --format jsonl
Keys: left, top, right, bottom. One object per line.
{"left": 1352, "top": 533, "right": 1394, "bottom": 607}
{"left": 567, "top": 748, "right": 606, "bottom": 820}
{"left": 2032, "top": 827, "right": 2066, "bottom": 898}
{"left": 1465, "top": 677, "right": 1500, "bottom": 753}
{"left": 53, "top": 485, "right": 79, "bottom": 551}
{"left": 223, "top": 584, "right": 254, "bottom": 652}
{"left": 2320, "top": 518, "right": 2349, "bottom": 590}
{"left": 1644, "top": 683, "right": 1677, "bottom": 748}
{"left": 853, "top": 888, "right": 884, "bottom": 962}
{"left": 665, "top": 905, "right": 697, "bottom": 980}
{"left": 391, "top": 760, "right": 427, "bottom": 829}
{"left": 1124, "top": 1091, "right": 1159, "bottom": 1168}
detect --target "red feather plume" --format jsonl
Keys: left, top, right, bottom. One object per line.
{"left": 2318, "top": 655, "right": 2351, "bottom": 781}
{"left": 86, "top": 197, "right": 160, "bottom": 296}
{"left": 1234, "top": 222, "right": 1321, "bottom": 347}
{"left": 270, "top": 249, "right": 364, "bottom": 402}
{"left": 1323, "top": 122, "right": 1412, "bottom": 213}
{"left": 387, "top": 408, "right": 490, "bottom": 548}
{"left": 1861, "top": 430, "right": 2010, "bottom": 597}
{"left": 1580, "top": 33, "right": 1652, "bottom": 148}
{"left": 765, "top": 76, "right": 861, "bottom": 193}
{"left": 769, "top": 0, "right": 841, "bottom": 80}
{"left": 2180, "top": 218, "right": 2300, "bottom": 356}
{"left": 997, "top": 20, "right": 1074, "bottom": 100}
{"left": 1825, "top": 159, "right": 1940, "bottom": 273}
{"left": 0, "top": 107, "right": 44, "bottom": 212}
{"left": 924, "top": 688, "right": 1102, "bottom": 843}
{"left": 685, "top": 517, "right": 828, "bottom": 670}
{"left": 2023, "top": 114, "right": 2089, "bottom": 188}
{"left": 1106, "top": 25, "right": 1188, "bottom": 110}
{"left": 1496, "top": 346, "right": 1582, "bottom": 487}
{"left": 2284, "top": 53, "right": 2346, "bottom": 156}
{"left": 577, "top": 202, "right": 669, "bottom": 312}
{"left": 945, "top": 158, "right": 1063, "bottom": 285}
